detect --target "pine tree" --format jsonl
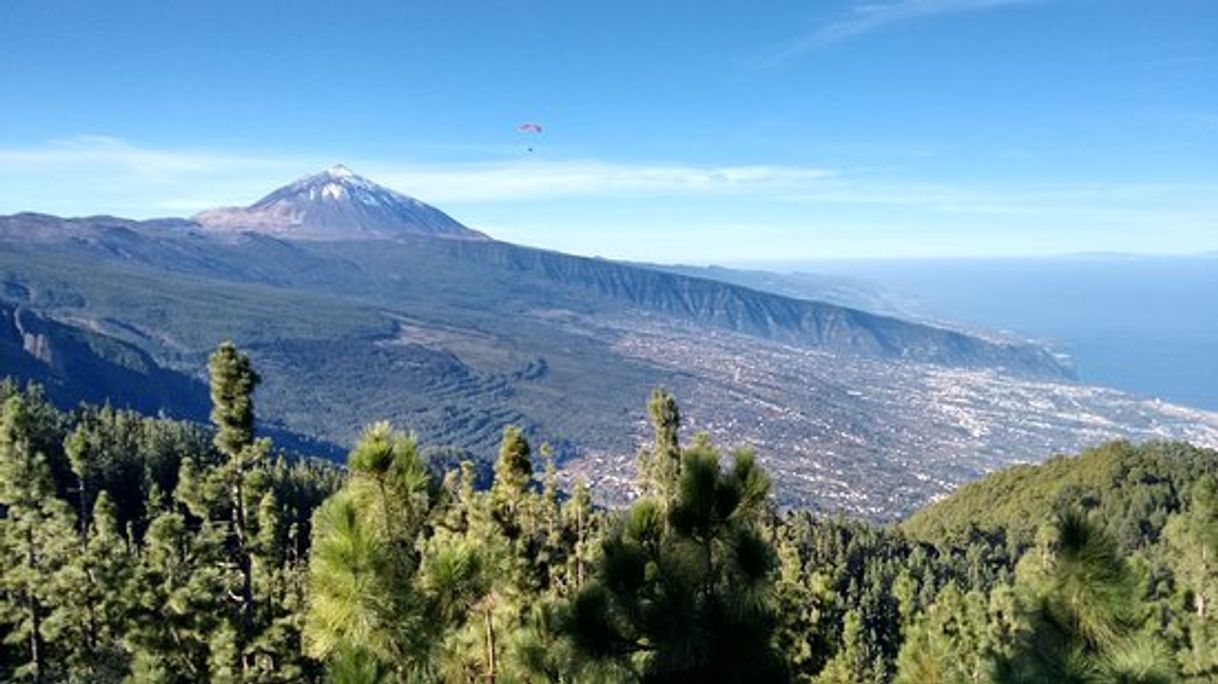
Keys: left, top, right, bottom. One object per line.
{"left": 637, "top": 389, "right": 681, "bottom": 502}
{"left": 566, "top": 394, "right": 787, "bottom": 682}
{"left": 492, "top": 425, "right": 533, "bottom": 529}
{"left": 0, "top": 395, "right": 76, "bottom": 682}
{"left": 772, "top": 517, "right": 837, "bottom": 679}
{"left": 563, "top": 478, "right": 594, "bottom": 595}
{"left": 126, "top": 509, "right": 225, "bottom": 681}
{"left": 893, "top": 583, "right": 1019, "bottom": 684}
{"left": 64, "top": 423, "right": 97, "bottom": 534}
{"left": 63, "top": 406, "right": 159, "bottom": 542}
{"left": 815, "top": 609, "right": 870, "bottom": 684}
{"left": 418, "top": 427, "right": 588, "bottom": 683}
{"left": 417, "top": 523, "right": 494, "bottom": 681}
{"left": 208, "top": 341, "right": 269, "bottom": 675}
{"left": 324, "top": 646, "right": 394, "bottom": 684}
{"left": 425, "top": 431, "right": 526, "bottom": 683}
{"left": 1163, "top": 475, "right": 1218, "bottom": 678}
{"left": 47, "top": 491, "right": 132, "bottom": 682}
{"left": 305, "top": 423, "right": 433, "bottom": 680}
{"left": 346, "top": 421, "right": 431, "bottom": 547}
{"left": 1002, "top": 509, "right": 1177, "bottom": 683}
{"left": 248, "top": 487, "right": 311, "bottom": 681}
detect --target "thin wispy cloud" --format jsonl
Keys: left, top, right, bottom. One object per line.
{"left": 367, "top": 161, "right": 838, "bottom": 203}
{"left": 759, "top": 0, "right": 1036, "bottom": 67}
{"left": 0, "top": 136, "right": 839, "bottom": 208}
{"left": 0, "top": 136, "right": 1212, "bottom": 249}
{"left": 0, "top": 135, "right": 289, "bottom": 177}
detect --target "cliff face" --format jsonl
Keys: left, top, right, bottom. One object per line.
{"left": 0, "top": 208, "right": 1072, "bottom": 379}
{"left": 0, "top": 302, "right": 209, "bottom": 419}
{"left": 349, "top": 235, "right": 1075, "bottom": 378}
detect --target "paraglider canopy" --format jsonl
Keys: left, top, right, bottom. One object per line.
{"left": 517, "top": 122, "right": 543, "bottom": 152}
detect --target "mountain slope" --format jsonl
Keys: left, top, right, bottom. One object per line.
{"left": 390, "top": 238, "right": 1070, "bottom": 375}
{"left": 646, "top": 263, "right": 903, "bottom": 317}
{"left": 0, "top": 300, "right": 209, "bottom": 418}
{"left": 902, "top": 440, "right": 1218, "bottom": 548}
{"left": 0, "top": 168, "right": 1213, "bottom": 516}
{"left": 0, "top": 206, "right": 1072, "bottom": 379}
{"left": 194, "top": 165, "right": 486, "bottom": 240}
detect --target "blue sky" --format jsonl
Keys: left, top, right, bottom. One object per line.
{"left": 0, "top": 0, "right": 1215, "bottom": 261}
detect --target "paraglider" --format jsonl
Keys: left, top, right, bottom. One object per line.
{"left": 517, "top": 122, "right": 542, "bottom": 152}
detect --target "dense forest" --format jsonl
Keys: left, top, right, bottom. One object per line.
{"left": 1, "top": 343, "right": 1216, "bottom": 682}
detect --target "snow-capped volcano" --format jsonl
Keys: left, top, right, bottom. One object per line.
{"left": 193, "top": 165, "right": 486, "bottom": 241}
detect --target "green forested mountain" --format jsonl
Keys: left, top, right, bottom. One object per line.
{"left": 1, "top": 345, "right": 1216, "bottom": 682}
{"left": 903, "top": 440, "right": 1218, "bottom": 550}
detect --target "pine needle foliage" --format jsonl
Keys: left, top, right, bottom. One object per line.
{"left": 0, "top": 351, "right": 1215, "bottom": 682}
{"left": 566, "top": 404, "right": 787, "bottom": 683}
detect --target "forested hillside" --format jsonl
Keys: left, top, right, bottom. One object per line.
{"left": 1, "top": 345, "right": 1216, "bottom": 682}
{"left": 903, "top": 440, "right": 1218, "bottom": 549}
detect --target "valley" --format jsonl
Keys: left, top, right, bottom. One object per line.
{"left": 1, "top": 167, "right": 1214, "bottom": 517}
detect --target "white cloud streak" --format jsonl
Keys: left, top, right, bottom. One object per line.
{"left": 366, "top": 161, "right": 837, "bottom": 203}
{"left": 0, "top": 136, "right": 839, "bottom": 206}
{"left": 0, "top": 136, "right": 1213, "bottom": 240}
{"left": 759, "top": 0, "right": 1037, "bottom": 66}
{"left": 0, "top": 135, "right": 288, "bottom": 177}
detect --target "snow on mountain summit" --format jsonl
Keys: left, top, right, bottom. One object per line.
{"left": 193, "top": 166, "right": 486, "bottom": 241}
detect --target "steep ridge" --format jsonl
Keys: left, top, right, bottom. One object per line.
{"left": 326, "top": 235, "right": 1074, "bottom": 378}
{"left": 0, "top": 301, "right": 345, "bottom": 457}
{"left": 0, "top": 209, "right": 1072, "bottom": 379}
{"left": 0, "top": 301, "right": 210, "bottom": 418}
{"left": 643, "top": 263, "right": 902, "bottom": 316}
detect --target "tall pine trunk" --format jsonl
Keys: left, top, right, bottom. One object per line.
{"left": 484, "top": 604, "right": 497, "bottom": 684}
{"left": 24, "top": 526, "right": 44, "bottom": 683}
{"left": 233, "top": 473, "right": 254, "bottom": 676}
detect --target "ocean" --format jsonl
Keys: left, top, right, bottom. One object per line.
{"left": 748, "top": 255, "right": 1218, "bottom": 412}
